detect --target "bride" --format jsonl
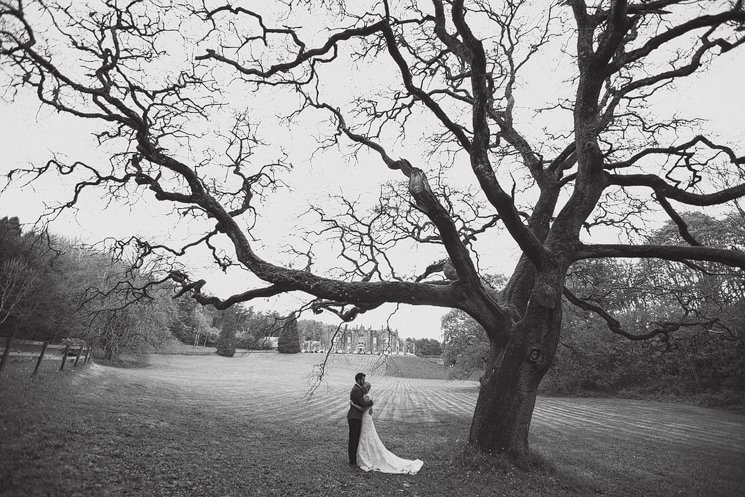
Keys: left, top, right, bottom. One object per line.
{"left": 351, "top": 381, "right": 423, "bottom": 475}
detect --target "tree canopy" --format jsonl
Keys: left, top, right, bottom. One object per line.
{"left": 2, "top": 0, "right": 744, "bottom": 461}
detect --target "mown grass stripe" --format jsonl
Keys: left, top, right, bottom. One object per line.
{"left": 97, "top": 354, "right": 745, "bottom": 458}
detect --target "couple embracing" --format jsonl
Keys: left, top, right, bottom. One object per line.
{"left": 346, "top": 372, "right": 423, "bottom": 474}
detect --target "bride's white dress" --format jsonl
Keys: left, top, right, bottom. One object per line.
{"left": 357, "top": 409, "right": 423, "bottom": 474}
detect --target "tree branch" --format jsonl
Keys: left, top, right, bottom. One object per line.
{"left": 606, "top": 173, "right": 745, "bottom": 206}
{"left": 607, "top": 4, "right": 745, "bottom": 75}
{"left": 654, "top": 195, "right": 701, "bottom": 246}
{"left": 576, "top": 243, "right": 745, "bottom": 269}
{"left": 310, "top": 100, "right": 484, "bottom": 288}
{"left": 563, "top": 287, "right": 716, "bottom": 341}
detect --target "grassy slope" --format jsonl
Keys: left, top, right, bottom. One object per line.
{"left": 1, "top": 353, "right": 743, "bottom": 497}
{"left": 0, "top": 363, "right": 580, "bottom": 497}
{"left": 384, "top": 355, "right": 450, "bottom": 380}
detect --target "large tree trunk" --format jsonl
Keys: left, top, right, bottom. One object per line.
{"left": 468, "top": 285, "right": 562, "bottom": 462}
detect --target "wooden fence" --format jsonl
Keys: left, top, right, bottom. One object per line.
{"left": 0, "top": 337, "right": 92, "bottom": 375}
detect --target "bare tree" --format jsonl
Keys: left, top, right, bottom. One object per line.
{"left": 0, "top": 258, "right": 37, "bottom": 331}
{"left": 2, "top": 0, "right": 744, "bottom": 461}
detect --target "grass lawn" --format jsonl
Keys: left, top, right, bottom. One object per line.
{"left": 1, "top": 352, "right": 743, "bottom": 497}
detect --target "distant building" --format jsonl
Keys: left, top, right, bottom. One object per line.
{"left": 302, "top": 326, "right": 411, "bottom": 355}
{"left": 302, "top": 340, "right": 322, "bottom": 353}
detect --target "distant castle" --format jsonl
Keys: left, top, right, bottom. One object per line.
{"left": 301, "top": 325, "right": 414, "bottom": 355}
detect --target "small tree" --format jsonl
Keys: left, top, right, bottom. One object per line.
{"left": 442, "top": 309, "right": 490, "bottom": 380}
{"left": 84, "top": 270, "right": 176, "bottom": 360}
{"left": 0, "top": 258, "right": 37, "bottom": 333}
{"left": 277, "top": 317, "right": 300, "bottom": 354}
{"left": 215, "top": 326, "right": 236, "bottom": 357}
{"left": 415, "top": 338, "right": 443, "bottom": 356}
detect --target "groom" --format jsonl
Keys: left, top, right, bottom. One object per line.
{"left": 347, "top": 372, "right": 374, "bottom": 466}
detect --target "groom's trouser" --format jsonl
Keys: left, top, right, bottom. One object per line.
{"left": 348, "top": 418, "right": 362, "bottom": 464}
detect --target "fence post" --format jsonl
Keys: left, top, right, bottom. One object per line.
{"left": 0, "top": 336, "right": 11, "bottom": 374}
{"left": 60, "top": 345, "right": 69, "bottom": 371}
{"left": 73, "top": 345, "right": 84, "bottom": 367}
{"left": 33, "top": 341, "right": 49, "bottom": 375}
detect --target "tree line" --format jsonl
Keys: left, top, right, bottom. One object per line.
{"left": 1, "top": 216, "right": 443, "bottom": 359}
{"left": 0, "top": 216, "right": 182, "bottom": 359}
{"left": 442, "top": 215, "right": 745, "bottom": 409}
{"left": 0, "top": 216, "right": 293, "bottom": 358}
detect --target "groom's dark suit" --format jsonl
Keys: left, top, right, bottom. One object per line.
{"left": 347, "top": 383, "right": 373, "bottom": 465}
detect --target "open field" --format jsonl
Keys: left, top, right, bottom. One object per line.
{"left": 1, "top": 351, "right": 744, "bottom": 496}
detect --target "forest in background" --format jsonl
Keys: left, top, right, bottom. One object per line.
{"left": 2, "top": 212, "right": 743, "bottom": 409}
{"left": 0, "top": 215, "right": 434, "bottom": 359}
{"left": 442, "top": 214, "right": 745, "bottom": 410}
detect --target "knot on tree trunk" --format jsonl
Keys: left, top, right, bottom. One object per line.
{"left": 527, "top": 347, "right": 541, "bottom": 363}
{"left": 408, "top": 168, "right": 435, "bottom": 213}
{"left": 443, "top": 260, "right": 458, "bottom": 280}
{"left": 532, "top": 281, "right": 557, "bottom": 309}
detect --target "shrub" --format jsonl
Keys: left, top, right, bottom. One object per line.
{"left": 277, "top": 318, "right": 300, "bottom": 354}
{"left": 215, "top": 327, "right": 236, "bottom": 357}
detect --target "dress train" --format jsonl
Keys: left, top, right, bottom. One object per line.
{"left": 357, "top": 410, "right": 423, "bottom": 475}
